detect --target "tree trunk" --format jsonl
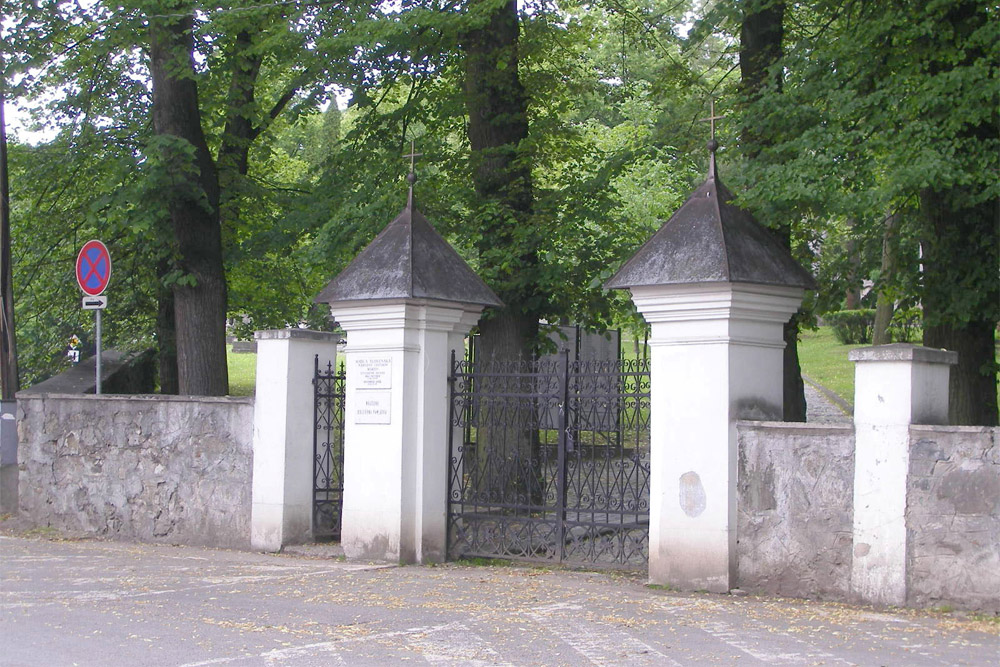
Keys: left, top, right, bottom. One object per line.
{"left": 921, "top": 188, "right": 998, "bottom": 426}
{"left": 843, "top": 220, "right": 862, "bottom": 309}
{"left": 872, "top": 212, "right": 901, "bottom": 345}
{"left": 463, "top": 0, "right": 539, "bottom": 359}
{"left": 740, "top": 1, "right": 806, "bottom": 421}
{"left": 149, "top": 11, "right": 228, "bottom": 396}
{"left": 917, "top": 1, "right": 998, "bottom": 426}
{"left": 463, "top": 0, "right": 544, "bottom": 504}
{"left": 155, "top": 258, "right": 179, "bottom": 395}
{"left": 0, "top": 74, "right": 18, "bottom": 399}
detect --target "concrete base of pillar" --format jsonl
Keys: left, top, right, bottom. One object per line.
{"left": 0, "top": 400, "right": 16, "bottom": 515}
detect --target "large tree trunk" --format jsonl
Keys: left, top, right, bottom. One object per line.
{"left": 921, "top": 188, "right": 998, "bottom": 426}
{"left": 463, "top": 0, "right": 543, "bottom": 505}
{"left": 739, "top": 1, "right": 806, "bottom": 421}
{"left": 917, "top": 1, "right": 998, "bottom": 426}
{"left": 463, "top": 0, "right": 539, "bottom": 360}
{"left": 149, "top": 11, "right": 228, "bottom": 396}
{"left": 0, "top": 75, "right": 18, "bottom": 399}
{"left": 155, "top": 258, "right": 179, "bottom": 395}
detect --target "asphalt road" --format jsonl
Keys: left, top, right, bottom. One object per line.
{"left": 1, "top": 536, "right": 997, "bottom": 666}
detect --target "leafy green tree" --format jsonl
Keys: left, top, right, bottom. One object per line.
{"left": 734, "top": 0, "right": 998, "bottom": 423}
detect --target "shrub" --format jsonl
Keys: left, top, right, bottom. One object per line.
{"left": 890, "top": 307, "right": 922, "bottom": 343}
{"left": 825, "top": 309, "right": 876, "bottom": 345}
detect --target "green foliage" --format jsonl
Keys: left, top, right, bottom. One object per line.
{"left": 824, "top": 310, "right": 876, "bottom": 346}
{"left": 890, "top": 307, "right": 922, "bottom": 344}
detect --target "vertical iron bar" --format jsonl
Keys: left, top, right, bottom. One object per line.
{"left": 446, "top": 348, "right": 456, "bottom": 559}
{"left": 555, "top": 348, "right": 569, "bottom": 563}
{"left": 312, "top": 354, "right": 319, "bottom": 536}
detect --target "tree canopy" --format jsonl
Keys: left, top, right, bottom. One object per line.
{"left": 2, "top": 0, "right": 996, "bottom": 421}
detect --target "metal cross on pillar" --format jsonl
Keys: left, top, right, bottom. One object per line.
{"left": 699, "top": 99, "right": 725, "bottom": 177}
{"left": 403, "top": 140, "right": 422, "bottom": 209}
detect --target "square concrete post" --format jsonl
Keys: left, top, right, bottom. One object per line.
{"left": 330, "top": 299, "right": 481, "bottom": 564}
{"left": 0, "top": 399, "right": 17, "bottom": 514}
{"left": 848, "top": 344, "right": 956, "bottom": 606}
{"left": 251, "top": 329, "right": 340, "bottom": 552}
{"left": 630, "top": 283, "right": 804, "bottom": 592}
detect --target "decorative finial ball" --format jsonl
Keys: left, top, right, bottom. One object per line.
{"left": 407, "top": 172, "right": 417, "bottom": 185}
{"left": 707, "top": 139, "right": 719, "bottom": 153}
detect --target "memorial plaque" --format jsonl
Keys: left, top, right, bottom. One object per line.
{"left": 353, "top": 356, "right": 392, "bottom": 389}
{"left": 354, "top": 390, "right": 391, "bottom": 424}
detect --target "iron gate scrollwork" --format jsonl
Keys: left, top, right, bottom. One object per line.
{"left": 446, "top": 348, "right": 651, "bottom": 568}
{"left": 314, "top": 356, "right": 346, "bottom": 540}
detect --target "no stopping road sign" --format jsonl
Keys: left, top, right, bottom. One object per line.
{"left": 76, "top": 240, "right": 112, "bottom": 296}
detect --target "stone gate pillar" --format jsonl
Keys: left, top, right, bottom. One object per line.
{"left": 251, "top": 329, "right": 340, "bottom": 552}
{"left": 316, "top": 187, "right": 501, "bottom": 564}
{"left": 606, "top": 148, "right": 815, "bottom": 592}
{"left": 849, "top": 344, "right": 956, "bottom": 606}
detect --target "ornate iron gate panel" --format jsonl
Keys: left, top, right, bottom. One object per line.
{"left": 314, "top": 356, "right": 346, "bottom": 540}
{"left": 447, "top": 349, "right": 651, "bottom": 569}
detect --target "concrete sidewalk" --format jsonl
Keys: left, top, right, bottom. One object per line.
{"left": 1, "top": 535, "right": 996, "bottom": 666}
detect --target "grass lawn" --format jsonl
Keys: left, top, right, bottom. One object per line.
{"left": 227, "top": 348, "right": 257, "bottom": 396}
{"left": 797, "top": 327, "right": 864, "bottom": 407}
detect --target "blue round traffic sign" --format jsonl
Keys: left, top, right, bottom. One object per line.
{"left": 76, "top": 240, "right": 112, "bottom": 296}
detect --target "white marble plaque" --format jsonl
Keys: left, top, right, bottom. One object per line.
{"left": 353, "top": 356, "right": 392, "bottom": 389}
{"left": 354, "top": 390, "right": 391, "bottom": 424}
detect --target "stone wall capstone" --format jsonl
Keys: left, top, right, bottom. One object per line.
{"left": 17, "top": 393, "right": 254, "bottom": 549}
{"left": 737, "top": 421, "right": 855, "bottom": 598}
{"left": 906, "top": 425, "right": 1000, "bottom": 612}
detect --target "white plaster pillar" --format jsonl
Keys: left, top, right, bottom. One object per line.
{"left": 630, "top": 283, "right": 803, "bottom": 592}
{"left": 848, "top": 344, "right": 956, "bottom": 606}
{"left": 250, "top": 329, "right": 340, "bottom": 552}
{"left": 0, "top": 400, "right": 17, "bottom": 514}
{"left": 330, "top": 299, "right": 481, "bottom": 564}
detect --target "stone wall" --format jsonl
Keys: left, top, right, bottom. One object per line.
{"left": 737, "top": 422, "right": 855, "bottom": 598}
{"left": 17, "top": 393, "right": 254, "bottom": 549}
{"left": 906, "top": 425, "right": 1000, "bottom": 612}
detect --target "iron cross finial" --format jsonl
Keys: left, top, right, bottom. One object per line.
{"left": 403, "top": 140, "right": 423, "bottom": 209}
{"left": 699, "top": 98, "right": 725, "bottom": 144}
{"left": 403, "top": 140, "right": 422, "bottom": 179}
{"left": 698, "top": 99, "right": 724, "bottom": 178}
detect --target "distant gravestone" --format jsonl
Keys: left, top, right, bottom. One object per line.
{"left": 231, "top": 340, "right": 258, "bottom": 354}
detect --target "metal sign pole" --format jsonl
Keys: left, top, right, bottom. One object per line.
{"left": 95, "top": 309, "right": 102, "bottom": 395}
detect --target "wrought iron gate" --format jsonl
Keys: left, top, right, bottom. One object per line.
{"left": 446, "top": 349, "right": 651, "bottom": 569}
{"left": 314, "top": 356, "right": 346, "bottom": 540}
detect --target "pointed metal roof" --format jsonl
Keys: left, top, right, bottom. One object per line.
{"left": 605, "top": 146, "right": 817, "bottom": 291}
{"left": 315, "top": 186, "right": 503, "bottom": 308}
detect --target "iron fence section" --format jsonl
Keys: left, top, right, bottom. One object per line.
{"left": 447, "top": 349, "right": 651, "bottom": 569}
{"left": 314, "top": 356, "right": 346, "bottom": 540}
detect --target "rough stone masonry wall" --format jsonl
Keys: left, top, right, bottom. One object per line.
{"left": 17, "top": 393, "right": 254, "bottom": 549}
{"left": 906, "top": 425, "right": 1000, "bottom": 612}
{"left": 737, "top": 422, "right": 855, "bottom": 599}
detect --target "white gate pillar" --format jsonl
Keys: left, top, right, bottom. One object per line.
{"left": 848, "top": 344, "right": 956, "bottom": 606}
{"left": 631, "top": 284, "right": 803, "bottom": 592}
{"left": 329, "top": 301, "right": 481, "bottom": 564}
{"left": 315, "top": 178, "right": 501, "bottom": 564}
{"left": 251, "top": 329, "right": 340, "bottom": 552}
{"left": 605, "top": 143, "right": 815, "bottom": 591}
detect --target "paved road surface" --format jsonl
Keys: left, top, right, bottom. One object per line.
{"left": 1, "top": 536, "right": 996, "bottom": 666}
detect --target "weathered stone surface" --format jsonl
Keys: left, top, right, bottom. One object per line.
{"left": 736, "top": 422, "right": 855, "bottom": 599}
{"left": 906, "top": 426, "right": 999, "bottom": 612}
{"left": 17, "top": 393, "right": 254, "bottom": 549}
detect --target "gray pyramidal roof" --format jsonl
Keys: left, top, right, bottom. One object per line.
{"left": 605, "top": 165, "right": 817, "bottom": 290}
{"left": 315, "top": 195, "right": 503, "bottom": 308}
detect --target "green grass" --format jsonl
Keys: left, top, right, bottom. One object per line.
{"left": 797, "top": 327, "right": 865, "bottom": 407}
{"left": 227, "top": 348, "right": 257, "bottom": 396}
